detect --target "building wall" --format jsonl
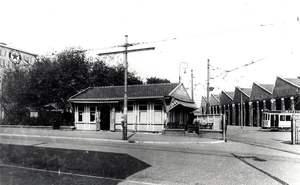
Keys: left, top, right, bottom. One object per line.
{"left": 73, "top": 100, "right": 166, "bottom": 132}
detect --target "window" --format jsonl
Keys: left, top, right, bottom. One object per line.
{"left": 286, "top": 115, "right": 291, "bottom": 121}
{"left": 90, "top": 106, "right": 95, "bottom": 122}
{"left": 78, "top": 106, "right": 84, "bottom": 122}
{"left": 128, "top": 105, "right": 134, "bottom": 123}
{"left": 280, "top": 115, "right": 285, "bottom": 121}
{"left": 139, "top": 105, "right": 147, "bottom": 122}
{"left": 154, "top": 105, "right": 162, "bottom": 123}
{"left": 128, "top": 105, "right": 133, "bottom": 111}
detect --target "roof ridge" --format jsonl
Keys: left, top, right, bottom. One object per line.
{"left": 222, "top": 91, "right": 234, "bottom": 100}
{"left": 93, "top": 83, "right": 179, "bottom": 89}
{"left": 278, "top": 76, "right": 300, "bottom": 89}
{"left": 253, "top": 82, "right": 273, "bottom": 95}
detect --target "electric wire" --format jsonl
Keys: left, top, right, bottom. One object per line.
{"left": 211, "top": 56, "right": 268, "bottom": 80}
{"left": 54, "top": 19, "right": 297, "bottom": 56}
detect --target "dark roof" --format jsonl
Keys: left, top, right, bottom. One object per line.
{"left": 70, "top": 83, "right": 180, "bottom": 100}
{"left": 285, "top": 78, "right": 300, "bottom": 88}
{"left": 273, "top": 77, "right": 300, "bottom": 98}
{"left": 220, "top": 91, "right": 234, "bottom": 106}
{"left": 225, "top": 92, "right": 235, "bottom": 100}
{"left": 259, "top": 84, "right": 274, "bottom": 93}
{"left": 210, "top": 94, "right": 220, "bottom": 106}
{"left": 212, "top": 94, "right": 220, "bottom": 101}
{"left": 241, "top": 88, "right": 252, "bottom": 97}
{"left": 233, "top": 87, "right": 251, "bottom": 103}
{"left": 250, "top": 83, "right": 274, "bottom": 101}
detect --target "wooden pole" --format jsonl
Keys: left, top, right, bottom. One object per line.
{"left": 123, "top": 35, "right": 128, "bottom": 140}
{"left": 97, "top": 36, "right": 155, "bottom": 140}
{"left": 206, "top": 59, "right": 210, "bottom": 114}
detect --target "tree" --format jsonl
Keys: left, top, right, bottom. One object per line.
{"left": 89, "top": 59, "right": 143, "bottom": 86}
{"left": 2, "top": 67, "right": 31, "bottom": 123}
{"left": 55, "top": 48, "right": 91, "bottom": 104}
{"left": 2, "top": 47, "right": 145, "bottom": 125}
{"left": 146, "top": 77, "right": 170, "bottom": 84}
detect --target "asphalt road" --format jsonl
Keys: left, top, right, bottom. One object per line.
{"left": 0, "top": 128, "right": 300, "bottom": 185}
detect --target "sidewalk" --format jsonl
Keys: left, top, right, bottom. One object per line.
{"left": 0, "top": 126, "right": 223, "bottom": 144}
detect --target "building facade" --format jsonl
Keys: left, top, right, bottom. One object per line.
{"left": 0, "top": 43, "right": 38, "bottom": 120}
{"left": 200, "top": 76, "right": 300, "bottom": 128}
{"left": 69, "top": 83, "right": 197, "bottom": 131}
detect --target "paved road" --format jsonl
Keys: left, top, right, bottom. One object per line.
{"left": 226, "top": 126, "right": 300, "bottom": 155}
{"left": 0, "top": 126, "right": 300, "bottom": 184}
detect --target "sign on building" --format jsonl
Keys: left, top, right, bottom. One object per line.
{"left": 0, "top": 44, "right": 37, "bottom": 70}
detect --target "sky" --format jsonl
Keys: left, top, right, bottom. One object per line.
{"left": 1, "top": 0, "right": 300, "bottom": 105}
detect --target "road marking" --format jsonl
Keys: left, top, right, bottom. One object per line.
{"left": 0, "top": 163, "right": 160, "bottom": 185}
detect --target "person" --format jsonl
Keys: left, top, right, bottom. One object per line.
{"left": 96, "top": 110, "right": 101, "bottom": 131}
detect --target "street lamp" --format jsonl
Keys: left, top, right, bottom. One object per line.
{"left": 179, "top": 62, "right": 188, "bottom": 83}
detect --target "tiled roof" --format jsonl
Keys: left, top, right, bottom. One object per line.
{"left": 70, "top": 83, "right": 180, "bottom": 100}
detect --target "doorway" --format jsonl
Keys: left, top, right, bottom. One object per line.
{"left": 100, "top": 106, "right": 110, "bottom": 130}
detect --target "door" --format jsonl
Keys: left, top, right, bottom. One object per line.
{"left": 271, "top": 114, "right": 279, "bottom": 128}
{"left": 100, "top": 107, "right": 110, "bottom": 130}
{"left": 271, "top": 115, "right": 275, "bottom": 128}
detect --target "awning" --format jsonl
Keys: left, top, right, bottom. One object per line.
{"left": 168, "top": 98, "right": 198, "bottom": 112}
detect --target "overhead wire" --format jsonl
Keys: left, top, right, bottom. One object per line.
{"left": 57, "top": 20, "right": 293, "bottom": 56}
{"left": 211, "top": 56, "right": 268, "bottom": 80}
{"left": 134, "top": 23, "right": 276, "bottom": 46}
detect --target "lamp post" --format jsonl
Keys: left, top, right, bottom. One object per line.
{"left": 179, "top": 62, "right": 188, "bottom": 83}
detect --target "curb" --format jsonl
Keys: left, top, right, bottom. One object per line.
{"left": 0, "top": 133, "right": 127, "bottom": 143}
{"left": 129, "top": 140, "right": 225, "bottom": 144}
{"left": 0, "top": 133, "right": 224, "bottom": 144}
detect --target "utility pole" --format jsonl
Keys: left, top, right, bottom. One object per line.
{"left": 206, "top": 59, "right": 210, "bottom": 114}
{"left": 0, "top": 74, "right": 2, "bottom": 124}
{"left": 123, "top": 35, "right": 128, "bottom": 140}
{"left": 240, "top": 88, "right": 243, "bottom": 129}
{"left": 97, "top": 35, "right": 155, "bottom": 140}
{"left": 191, "top": 69, "right": 194, "bottom": 101}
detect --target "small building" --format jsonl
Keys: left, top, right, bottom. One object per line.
{"left": 69, "top": 83, "right": 197, "bottom": 132}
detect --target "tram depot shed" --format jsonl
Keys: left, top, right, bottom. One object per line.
{"left": 69, "top": 83, "right": 197, "bottom": 132}
{"left": 200, "top": 76, "right": 300, "bottom": 128}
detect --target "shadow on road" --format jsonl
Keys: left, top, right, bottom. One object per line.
{"left": 232, "top": 153, "right": 289, "bottom": 185}
{"left": 0, "top": 143, "right": 151, "bottom": 185}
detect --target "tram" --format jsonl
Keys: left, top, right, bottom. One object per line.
{"left": 262, "top": 110, "right": 300, "bottom": 130}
